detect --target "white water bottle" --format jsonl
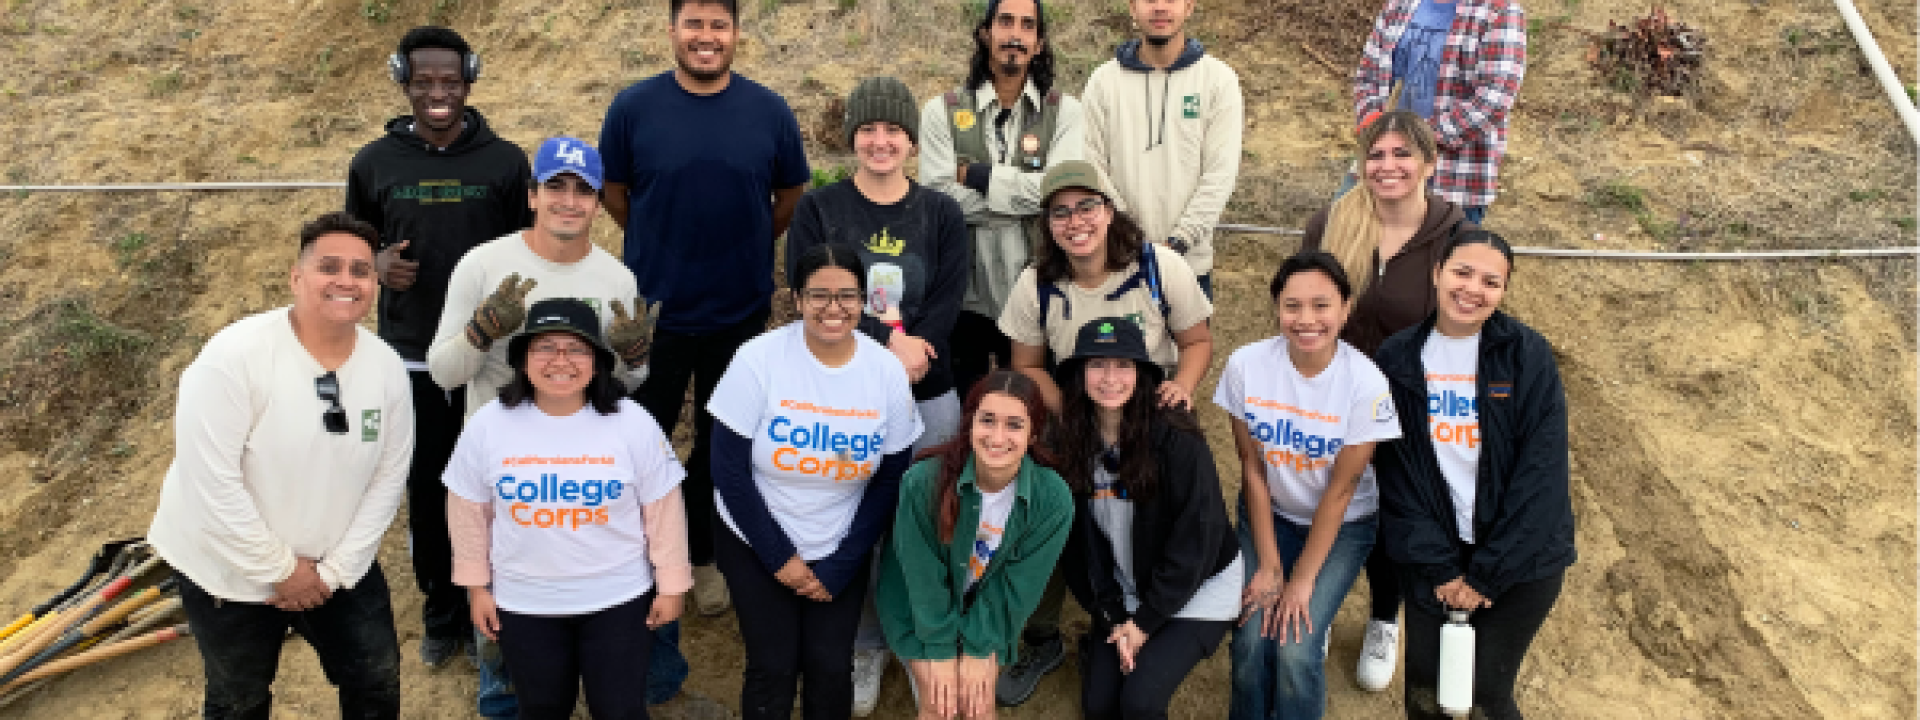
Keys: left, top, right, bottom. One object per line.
{"left": 1437, "top": 610, "right": 1475, "bottom": 718}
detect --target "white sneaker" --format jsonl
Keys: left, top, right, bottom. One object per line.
{"left": 1356, "top": 619, "right": 1400, "bottom": 692}
{"left": 691, "top": 564, "right": 730, "bottom": 616}
{"left": 852, "top": 648, "right": 888, "bottom": 717}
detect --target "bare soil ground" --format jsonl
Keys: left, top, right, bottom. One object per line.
{"left": 0, "top": 0, "right": 1913, "bottom": 717}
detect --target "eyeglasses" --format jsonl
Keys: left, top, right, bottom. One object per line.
{"left": 529, "top": 343, "right": 595, "bottom": 360}
{"left": 316, "top": 371, "right": 348, "bottom": 435}
{"left": 1047, "top": 197, "right": 1106, "bottom": 222}
{"left": 799, "top": 289, "right": 865, "bottom": 311}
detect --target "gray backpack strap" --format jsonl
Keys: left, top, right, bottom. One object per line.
{"left": 1014, "top": 89, "right": 1063, "bottom": 172}
{"left": 946, "top": 87, "right": 990, "bottom": 167}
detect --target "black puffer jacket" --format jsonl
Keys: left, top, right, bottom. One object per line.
{"left": 1373, "top": 310, "right": 1575, "bottom": 616}
{"left": 1061, "top": 418, "right": 1239, "bottom": 635}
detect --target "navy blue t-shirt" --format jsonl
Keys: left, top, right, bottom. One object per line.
{"left": 599, "top": 72, "right": 811, "bottom": 334}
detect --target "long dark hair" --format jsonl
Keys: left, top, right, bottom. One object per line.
{"left": 919, "top": 370, "right": 1057, "bottom": 542}
{"left": 966, "top": 0, "right": 1056, "bottom": 96}
{"left": 1032, "top": 203, "right": 1148, "bottom": 285}
{"left": 499, "top": 332, "right": 627, "bottom": 415}
{"left": 1053, "top": 357, "right": 1199, "bottom": 502}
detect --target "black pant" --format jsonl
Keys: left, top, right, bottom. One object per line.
{"left": 949, "top": 310, "right": 1010, "bottom": 402}
{"left": 178, "top": 564, "right": 401, "bottom": 720}
{"left": 1402, "top": 571, "right": 1564, "bottom": 720}
{"left": 1195, "top": 273, "right": 1213, "bottom": 303}
{"left": 1367, "top": 543, "right": 1402, "bottom": 622}
{"left": 714, "top": 526, "right": 868, "bottom": 720}
{"left": 632, "top": 307, "right": 769, "bottom": 568}
{"left": 1080, "top": 618, "right": 1228, "bottom": 719}
{"left": 404, "top": 371, "right": 469, "bottom": 642}
{"left": 497, "top": 592, "right": 656, "bottom": 720}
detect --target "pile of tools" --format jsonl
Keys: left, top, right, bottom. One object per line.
{"left": 0, "top": 539, "right": 187, "bottom": 709}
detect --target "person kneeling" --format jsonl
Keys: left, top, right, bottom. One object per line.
{"left": 1056, "top": 318, "right": 1243, "bottom": 720}
{"left": 877, "top": 370, "right": 1073, "bottom": 719}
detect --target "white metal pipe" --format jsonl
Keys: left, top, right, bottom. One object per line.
{"left": 2, "top": 185, "right": 1914, "bottom": 260}
{"left": 1832, "top": 0, "right": 1920, "bottom": 147}
{"left": 3, "top": 182, "right": 344, "bottom": 192}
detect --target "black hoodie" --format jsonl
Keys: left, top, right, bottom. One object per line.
{"left": 346, "top": 108, "right": 533, "bottom": 362}
{"left": 1061, "top": 417, "right": 1239, "bottom": 636}
{"left": 1373, "top": 311, "right": 1576, "bottom": 616}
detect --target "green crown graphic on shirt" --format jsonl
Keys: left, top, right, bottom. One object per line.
{"left": 361, "top": 409, "right": 381, "bottom": 442}
{"left": 1182, "top": 95, "right": 1200, "bottom": 119}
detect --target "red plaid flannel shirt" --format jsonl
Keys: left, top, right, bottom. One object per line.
{"left": 1354, "top": 0, "right": 1527, "bottom": 209}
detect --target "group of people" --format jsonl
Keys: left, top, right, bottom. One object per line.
{"left": 141, "top": 0, "right": 1568, "bottom": 717}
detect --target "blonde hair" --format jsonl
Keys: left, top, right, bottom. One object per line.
{"left": 1321, "top": 109, "right": 1439, "bottom": 297}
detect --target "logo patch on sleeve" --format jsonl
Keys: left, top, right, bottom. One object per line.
{"left": 1373, "top": 392, "right": 1396, "bottom": 422}
{"left": 361, "top": 409, "right": 382, "bottom": 442}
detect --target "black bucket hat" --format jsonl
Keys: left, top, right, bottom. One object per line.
{"left": 507, "top": 298, "right": 616, "bottom": 371}
{"left": 1055, "top": 316, "right": 1163, "bottom": 387}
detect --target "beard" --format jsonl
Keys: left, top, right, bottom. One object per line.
{"left": 994, "top": 43, "right": 1029, "bottom": 77}
{"left": 676, "top": 49, "right": 731, "bottom": 83}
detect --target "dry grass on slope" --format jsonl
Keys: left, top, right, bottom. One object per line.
{"left": 0, "top": 0, "right": 1913, "bottom": 717}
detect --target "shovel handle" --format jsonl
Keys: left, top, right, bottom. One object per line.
{"left": 0, "top": 616, "right": 34, "bottom": 646}
{"left": 0, "top": 624, "right": 189, "bottom": 693}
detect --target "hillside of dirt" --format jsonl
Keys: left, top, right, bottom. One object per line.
{"left": 0, "top": 0, "right": 1913, "bottom": 717}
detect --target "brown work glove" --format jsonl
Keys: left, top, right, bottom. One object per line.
{"left": 466, "top": 274, "right": 537, "bottom": 351}
{"left": 606, "top": 297, "right": 662, "bottom": 367}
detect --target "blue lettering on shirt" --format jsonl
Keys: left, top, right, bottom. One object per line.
{"left": 1241, "top": 413, "right": 1346, "bottom": 459}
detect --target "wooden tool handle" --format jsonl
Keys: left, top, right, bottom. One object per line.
{"left": 0, "top": 625, "right": 188, "bottom": 693}
{"left": 0, "top": 579, "right": 129, "bottom": 679}
{"left": 80, "top": 588, "right": 162, "bottom": 637}
{"left": 0, "top": 615, "right": 33, "bottom": 646}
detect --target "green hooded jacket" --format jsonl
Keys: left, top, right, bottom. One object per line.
{"left": 877, "top": 455, "right": 1073, "bottom": 663}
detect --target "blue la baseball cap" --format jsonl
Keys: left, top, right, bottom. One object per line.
{"left": 534, "top": 136, "right": 604, "bottom": 191}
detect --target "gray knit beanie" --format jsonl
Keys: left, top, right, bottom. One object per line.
{"left": 844, "top": 76, "right": 919, "bottom": 147}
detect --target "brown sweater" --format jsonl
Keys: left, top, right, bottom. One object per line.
{"left": 1299, "top": 196, "right": 1473, "bottom": 358}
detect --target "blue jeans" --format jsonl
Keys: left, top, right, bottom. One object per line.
{"left": 1463, "top": 206, "right": 1487, "bottom": 225}
{"left": 1229, "top": 504, "right": 1377, "bottom": 720}
{"left": 649, "top": 621, "right": 691, "bottom": 702}
{"left": 474, "top": 631, "right": 516, "bottom": 718}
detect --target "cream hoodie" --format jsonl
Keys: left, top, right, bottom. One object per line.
{"left": 1083, "top": 38, "right": 1244, "bottom": 277}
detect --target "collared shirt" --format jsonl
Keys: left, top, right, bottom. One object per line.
{"left": 1354, "top": 0, "right": 1528, "bottom": 209}
{"left": 919, "top": 79, "right": 1087, "bottom": 317}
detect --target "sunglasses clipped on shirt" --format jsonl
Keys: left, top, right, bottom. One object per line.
{"left": 316, "top": 371, "right": 349, "bottom": 435}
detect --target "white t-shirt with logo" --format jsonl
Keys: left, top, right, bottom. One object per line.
{"left": 708, "top": 323, "right": 924, "bottom": 561}
{"left": 1088, "top": 464, "right": 1244, "bottom": 621}
{"left": 443, "top": 398, "right": 685, "bottom": 615}
{"left": 1422, "top": 330, "right": 1482, "bottom": 543}
{"left": 1213, "top": 338, "right": 1402, "bottom": 526}
{"left": 966, "top": 481, "right": 1019, "bottom": 592}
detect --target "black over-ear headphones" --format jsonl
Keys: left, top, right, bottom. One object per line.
{"left": 389, "top": 48, "right": 483, "bottom": 85}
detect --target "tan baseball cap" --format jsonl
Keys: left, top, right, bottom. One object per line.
{"left": 1037, "top": 160, "right": 1116, "bottom": 206}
